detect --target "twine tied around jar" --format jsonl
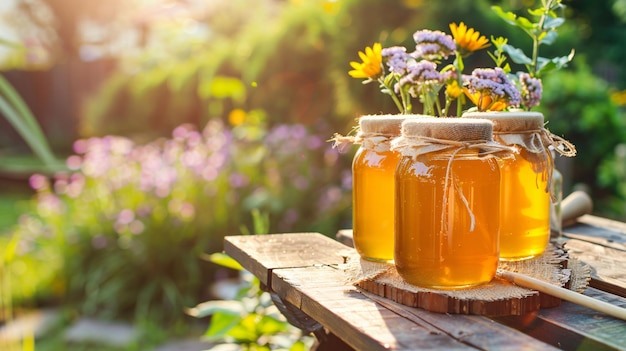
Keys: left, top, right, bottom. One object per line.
{"left": 392, "top": 134, "right": 515, "bottom": 233}
{"left": 539, "top": 127, "right": 577, "bottom": 157}
{"left": 330, "top": 115, "right": 419, "bottom": 152}
{"left": 331, "top": 130, "right": 395, "bottom": 152}
{"left": 493, "top": 127, "right": 576, "bottom": 197}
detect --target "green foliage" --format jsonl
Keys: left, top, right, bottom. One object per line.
{"left": 0, "top": 74, "right": 62, "bottom": 171}
{"left": 3, "top": 117, "right": 349, "bottom": 323}
{"left": 538, "top": 59, "right": 626, "bottom": 214}
{"left": 188, "top": 251, "right": 313, "bottom": 351}
{"left": 80, "top": 0, "right": 448, "bottom": 138}
{"left": 597, "top": 144, "right": 626, "bottom": 217}
{"left": 492, "top": 0, "right": 574, "bottom": 78}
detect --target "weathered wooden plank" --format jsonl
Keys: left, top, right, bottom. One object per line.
{"left": 272, "top": 264, "right": 559, "bottom": 350}
{"left": 494, "top": 287, "right": 626, "bottom": 350}
{"left": 564, "top": 215, "right": 626, "bottom": 250}
{"left": 359, "top": 290, "right": 559, "bottom": 351}
{"left": 225, "top": 231, "right": 626, "bottom": 350}
{"left": 271, "top": 264, "right": 481, "bottom": 351}
{"left": 564, "top": 239, "right": 626, "bottom": 298}
{"left": 224, "top": 233, "right": 353, "bottom": 286}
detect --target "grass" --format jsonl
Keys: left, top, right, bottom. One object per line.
{"left": 0, "top": 153, "right": 47, "bottom": 232}
{"left": 0, "top": 153, "right": 66, "bottom": 176}
{"left": 0, "top": 189, "right": 32, "bottom": 231}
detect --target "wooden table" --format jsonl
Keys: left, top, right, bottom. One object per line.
{"left": 224, "top": 214, "right": 626, "bottom": 350}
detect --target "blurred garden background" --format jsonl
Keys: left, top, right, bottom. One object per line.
{"left": 1, "top": 0, "right": 626, "bottom": 349}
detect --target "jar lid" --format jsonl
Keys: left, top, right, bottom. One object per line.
{"left": 401, "top": 117, "right": 494, "bottom": 142}
{"left": 359, "top": 114, "right": 429, "bottom": 136}
{"left": 462, "top": 111, "right": 544, "bottom": 132}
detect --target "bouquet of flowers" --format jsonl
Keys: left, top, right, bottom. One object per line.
{"left": 348, "top": 0, "right": 574, "bottom": 116}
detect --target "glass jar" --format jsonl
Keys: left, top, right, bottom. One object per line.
{"left": 352, "top": 115, "right": 413, "bottom": 262}
{"left": 464, "top": 111, "right": 552, "bottom": 261}
{"left": 393, "top": 118, "right": 510, "bottom": 289}
{"left": 550, "top": 163, "right": 563, "bottom": 240}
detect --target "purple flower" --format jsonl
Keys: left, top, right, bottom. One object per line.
{"left": 519, "top": 73, "right": 542, "bottom": 109}
{"left": 29, "top": 174, "right": 49, "bottom": 191}
{"left": 92, "top": 235, "right": 108, "bottom": 250}
{"left": 413, "top": 30, "right": 455, "bottom": 60}
{"left": 229, "top": 173, "right": 250, "bottom": 188}
{"left": 382, "top": 46, "right": 410, "bottom": 74}
{"left": 467, "top": 67, "right": 521, "bottom": 106}
{"left": 395, "top": 60, "right": 442, "bottom": 96}
{"left": 306, "top": 135, "right": 323, "bottom": 150}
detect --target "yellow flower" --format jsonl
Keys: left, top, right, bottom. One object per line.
{"left": 349, "top": 43, "right": 383, "bottom": 79}
{"left": 611, "top": 90, "right": 626, "bottom": 106}
{"left": 449, "top": 22, "right": 490, "bottom": 54}
{"left": 446, "top": 80, "right": 463, "bottom": 99}
{"left": 228, "top": 108, "right": 247, "bottom": 126}
{"left": 464, "top": 88, "right": 507, "bottom": 111}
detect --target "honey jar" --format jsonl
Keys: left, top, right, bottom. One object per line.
{"left": 463, "top": 111, "right": 575, "bottom": 261}
{"left": 352, "top": 115, "right": 419, "bottom": 262}
{"left": 392, "top": 118, "right": 512, "bottom": 289}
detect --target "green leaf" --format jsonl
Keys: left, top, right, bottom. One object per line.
{"left": 201, "top": 252, "right": 244, "bottom": 271}
{"left": 1, "top": 233, "right": 20, "bottom": 263}
{"left": 492, "top": 6, "right": 518, "bottom": 26}
{"left": 227, "top": 314, "right": 260, "bottom": 342}
{"left": 492, "top": 5, "right": 536, "bottom": 31}
{"left": 0, "top": 75, "right": 60, "bottom": 169}
{"left": 256, "top": 314, "right": 288, "bottom": 335}
{"left": 539, "top": 31, "right": 558, "bottom": 45}
{"left": 503, "top": 63, "right": 512, "bottom": 74}
{"left": 205, "top": 311, "right": 242, "bottom": 340}
{"left": 544, "top": 16, "right": 565, "bottom": 29}
{"left": 187, "top": 300, "right": 245, "bottom": 318}
{"left": 536, "top": 57, "right": 555, "bottom": 75}
{"left": 290, "top": 341, "right": 307, "bottom": 351}
{"left": 515, "top": 16, "right": 537, "bottom": 31}
{"left": 527, "top": 8, "right": 546, "bottom": 17}
{"left": 135, "top": 280, "right": 159, "bottom": 319}
{"left": 382, "top": 73, "right": 395, "bottom": 86}
{"left": 161, "top": 277, "right": 182, "bottom": 310}
{"left": 251, "top": 208, "right": 270, "bottom": 235}
{"left": 454, "top": 56, "right": 464, "bottom": 73}
{"left": 502, "top": 45, "right": 533, "bottom": 65}
{"left": 536, "top": 50, "right": 574, "bottom": 77}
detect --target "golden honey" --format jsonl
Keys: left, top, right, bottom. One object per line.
{"left": 498, "top": 147, "right": 551, "bottom": 260}
{"left": 353, "top": 148, "right": 400, "bottom": 261}
{"left": 394, "top": 118, "right": 505, "bottom": 289}
{"left": 464, "top": 112, "right": 551, "bottom": 261}
{"left": 352, "top": 115, "right": 410, "bottom": 262}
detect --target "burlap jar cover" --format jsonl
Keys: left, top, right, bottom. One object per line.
{"left": 463, "top": 111, "right": 577, "bottom": 194}
{"left": 331, "top": 114, "right": 428, "bottom": 151}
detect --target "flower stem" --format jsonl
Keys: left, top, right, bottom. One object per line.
{"left": 435, "top": 92, "right": 443, "bottom": 116}
{"left": 531, "top": 0, "right": 555, "bottom": 78}
{"left": 454, "top": 53, "right": 465, "bottom": 116}
{"left": 379, "top": 77, "right": 405, "bottom": 113}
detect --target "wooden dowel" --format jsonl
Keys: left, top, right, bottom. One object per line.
{"left": 498, "top": 270, "right": 626, "bottom": 321}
